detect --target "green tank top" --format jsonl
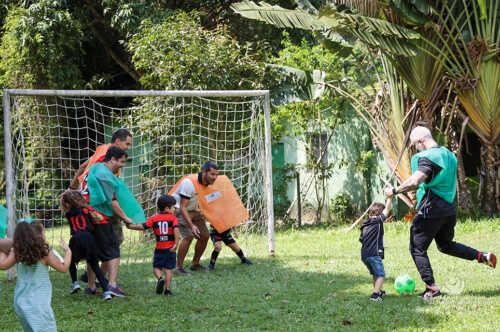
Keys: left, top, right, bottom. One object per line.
{"left": 410, "top": 146, "right": 457, "bottom": 209}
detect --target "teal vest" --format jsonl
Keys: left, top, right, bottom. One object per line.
{"left": 410, "top": 146, "right": 457, "bottom": 209}
{"left": 87, "top": 163, "right": 146, "bottom": 223}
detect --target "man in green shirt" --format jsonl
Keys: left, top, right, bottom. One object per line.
{"left": 385, "top": 126, "right": 496, "bottom": 299}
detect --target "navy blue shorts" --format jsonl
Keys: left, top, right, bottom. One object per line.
{"left": 153, "top": 249, "right": 176, "bottom": 270}
{"left": 362, "top": 256, "right": 386, "bottom": 277}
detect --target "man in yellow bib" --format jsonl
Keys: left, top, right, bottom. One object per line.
{"left": 171, "top": 162, "right": 218, "bottom": 275}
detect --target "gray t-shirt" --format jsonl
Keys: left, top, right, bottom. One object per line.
{"left": 171, "top": 175, "right": 200, "bottom": 212}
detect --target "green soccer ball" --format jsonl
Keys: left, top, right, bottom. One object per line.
{"left": 395, "top": 274, "right": 415, "bottom": 293}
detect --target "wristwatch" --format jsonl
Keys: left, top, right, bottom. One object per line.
{"left": 392, "top": 188, "right": 398, "bottom": 195}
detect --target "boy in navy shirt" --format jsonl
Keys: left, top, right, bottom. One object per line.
{"left": 126, "top": 195, "right": 180, "bottom": 295}
{"left": 359, "top": 197, "right": 392, "bottom": 302}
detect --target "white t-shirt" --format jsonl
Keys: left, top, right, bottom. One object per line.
{"left": 171, "top": 177, "right": 200, "bottom": 212}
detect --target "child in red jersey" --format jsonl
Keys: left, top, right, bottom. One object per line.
{"left": 125, "top": 194, "right": 180, "bottom": 295}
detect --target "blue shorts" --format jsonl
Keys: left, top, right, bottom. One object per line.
{"left": 362, "top": 256, "right": 386, "bottom": 277}
{"left": 153, "top": 249, "right": 176, "bottom": 270}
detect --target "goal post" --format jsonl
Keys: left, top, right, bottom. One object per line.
{"left": 2, "top": 89, "right": 275, "bottom": 268}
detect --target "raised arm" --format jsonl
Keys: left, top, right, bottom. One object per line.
{"left": 382, "top": 197, "right": 392, "bottom": 218}
{"left": 69, "top": 159, "right": 90, "bottom": 190}
{"left": 44, "top": 237, "right": 72, "bottom": 273}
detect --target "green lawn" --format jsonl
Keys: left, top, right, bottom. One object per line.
{"left": 0, "top": 218, "right": 499, "bottom": 331}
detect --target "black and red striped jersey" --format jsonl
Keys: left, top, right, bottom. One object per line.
{"left": 65, "top": 208, "right": 95, "bottom": 235}
{"left": 143, "top": 213, "right": 178, "bottom": 249}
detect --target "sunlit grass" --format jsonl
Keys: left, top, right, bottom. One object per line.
{"left": 0, "top": 217, "right": 498, "bottom": 331}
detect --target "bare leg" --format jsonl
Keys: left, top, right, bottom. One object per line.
{"left": 107, "top": 258, "right": 119, "bottom": 287}
{"left": 374, "top": 277, "right": 384, "bottom": 294}
{"left": 191, "top": 234, "right": 209, "bottom": 266}
{"left": 165, "top": 269, "right": 173, "bottom": 290}
{"left": 153, "top": 267, "right": 162, "bottom": 280}
{"left": 176, "top": 237, "right": 193, "bottom": 269}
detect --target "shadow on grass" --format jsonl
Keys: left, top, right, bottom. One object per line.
{"left": 0, "top": 257, "right": 450, "bottom": 331}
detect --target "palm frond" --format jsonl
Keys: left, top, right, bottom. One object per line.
{"left": 232, "top": 1, "right": 422, "bottom": 56}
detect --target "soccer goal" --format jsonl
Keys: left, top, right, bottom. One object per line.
{"left": 2, "top": 89, "right": 275, "bottom": 269}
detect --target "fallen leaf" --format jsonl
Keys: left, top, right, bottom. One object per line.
{"left": 342, "top": 320, "right": 352, "bottom": 326}
{"left": 281, "top": 300, "right": 289, "bottom": 304}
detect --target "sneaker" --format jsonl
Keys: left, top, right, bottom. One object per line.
{"left": 208, "top": 263, "right": 215, "bottom": 271}
{"left": 108, "top": 285, "right": 127, "bottom": 297}
{"left": 102, "top": 291, "right": 112, "bottom": 301}
{"left": 479, "top": 252, "right": 497, "bottom": 268}
{"left": 70, "top": 282, "right": 81, "bottom": 294}
{"left": 173, "top": 268, "right": 190, "bottom": 276}
{"left": 419, "top": 286, "right": 441, "bottom": 299}
{"left": 164, "top": 289, "right": 172, "bottom": 296}
{"left": 189, "top": 264, "right": 206, "bottom": 271}
{"left": 84, "top": 287, "right": 97, "bottom": 295}
{"left": 156, "top": 277, "right": 165, "bottom": 294}
{"left": 79, "top": 271, "right": 88, "bottom": 283}
{"left": 380, "top": 290, "right": 386, "bottom": 297}
{"left": 370, "top": 292, "right": 383, "bottom": 302}
{"left": 241, "top": 258, "right": 253, "bottom": 265}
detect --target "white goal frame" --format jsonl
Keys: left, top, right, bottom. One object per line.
{"left": 3, "top": 89, "right": 275, "bottom": 273}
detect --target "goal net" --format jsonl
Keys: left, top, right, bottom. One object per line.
{"left": 3, "top": 90, "right": 274, "bottom": 268}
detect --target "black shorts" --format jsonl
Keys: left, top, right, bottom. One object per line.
{"left": 210, "top": 228, "right": 235, "bottom": 246}
{"left": 93, "top": 223, "right": 120, "bottom": 262}
{"left": 69, "top": 231, "right": 100, "bottom": 264}
{"left": 153, "top": 249, "right": 176, "bottom": 270}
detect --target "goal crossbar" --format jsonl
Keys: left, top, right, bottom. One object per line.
{"left": 3, "top": 89, "right": 276, "bottom": 273}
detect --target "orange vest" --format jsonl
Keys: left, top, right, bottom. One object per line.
{"left": 78, "top": 144, "right": 121, "bottom": 185}
{"left": 170, "top": 174, "right": 249, "bottom": 233}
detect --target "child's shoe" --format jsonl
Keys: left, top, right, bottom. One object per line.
{"left": 84, "top": 287, "right": 97, "bottom": 295}
{"left": 102, "top": 291, "right": 112, "bottom": 301}
{"left": 241, "top": 258, "right": 253, "bottom": 265}
{"left": 370, "top": 292, "right": 383, "bottom": 302}
{"left": 156, "top": 277, "right": 165, "bottom": 294}
{"left": 208, "top": 263, "right": 215, "bottom": 271}
{"left": 70, "top": 281, "right": 81, "bottom": 294}
{"left": 164, "top": 289, "right": 172, "bottom": 296}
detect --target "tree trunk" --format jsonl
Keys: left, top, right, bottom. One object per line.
{"left": 448, "top": 127, "right": 473, "bottom": 212}
{"left": 480, "top": 143, "right": 499, "bottom": 215}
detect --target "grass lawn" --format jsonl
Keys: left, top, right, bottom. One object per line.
{"left": 0, "top": 217, "right": 499, "bottom": 331}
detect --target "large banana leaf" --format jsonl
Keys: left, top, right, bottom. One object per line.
{"left": 231, "top": 1, "right": 422, "bottom": 56}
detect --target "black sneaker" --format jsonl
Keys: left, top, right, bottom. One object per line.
{"left": 80, "top": 271, "right": 88, "bottom": 283}
{"left": 208, "top": 263, "right": 215, "bottom": 271}
{"left": 370, "top": 292, "right": 383, "bottom": 302}
{"left": 84, "top": 287, "right": 97, "bottom": 295}
{"left": 164, "top": 289, "right": 172, "bottom": 296}
{"left": 479, "top": 252, "right": 497, "bottom": 268}
{"left": 380, "top": 290, "right": 386, "bottom": 297}
{"left": 173, "top": 268, "right": 190, "bottom": 276}
{"left": 156, "top": 277, "right": 165, "bottom": 294}
{"left": 241, "top": 258, "right": 252, "bottom": 265}
{"left": 189, "top": 264, "right": 206, "bottom": 271}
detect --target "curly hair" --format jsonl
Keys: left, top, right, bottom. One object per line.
{"left": 60, "top": 189, "right": 88, "bottom": 211}
{"left": 14, "top": 221, "right": 49, "bottom": 265}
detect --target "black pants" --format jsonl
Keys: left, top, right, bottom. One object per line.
{"left": 409, "top": 214, "right": 479, "bottom": 286}
{"left": 69, "top": 232, "right": 109, "bottom": 291}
